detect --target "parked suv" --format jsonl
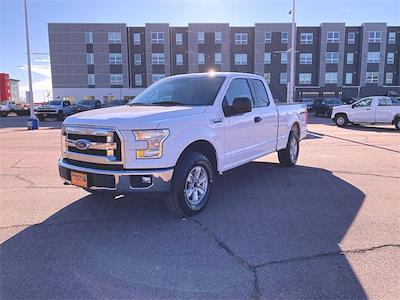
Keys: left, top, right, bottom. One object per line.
{"left": 298, "top": 98, "right": 316, "bottom": 111}
{"left": 314, "top": 98, "right": 343, "bottom": 118}
{"left": 72, "top": 99, "right": 103, "bottom": 113}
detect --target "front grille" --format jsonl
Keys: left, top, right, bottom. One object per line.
{"left": 37, "top": 110, "right": 56, "bottom": 113}
{"left": 63, "top": 126, "right": 123, "bottom": 164}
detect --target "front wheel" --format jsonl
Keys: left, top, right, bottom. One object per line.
{"left": 278, "top": 131, "right": 299, "bottom": 167}
{"left": 165, "top": 152, "right": 214, "bottom": 217}
{"left": 334, "top": 114, "right": 349, "bottom": 127}
{"left": 394, "top": 118, "right": 400, "bottom": 130}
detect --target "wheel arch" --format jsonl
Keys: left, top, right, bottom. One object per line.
{"left": 177, "top": 140, "right": 218, "bottom": 173}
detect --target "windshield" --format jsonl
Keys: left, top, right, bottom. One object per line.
{"left": 47, "top": 101, "right": 62, "bottom": 105}
{"left": 129, "top": 75, "right": 226, "bottom": 106}
{"left": 326, "top": 99, "right": 342, "bottom": 105}
{"left": 78, "top": 100, "right": 95, "bottom": 106}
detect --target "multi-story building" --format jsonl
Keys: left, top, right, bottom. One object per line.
{"left": 9, "top": 79, "right": 20, "bottom": 102}
{"left": 48, "top": 22, "right": 400, "bottom": 102}
{"left": 0, "top": 73, "right": 11, "bottom": 102}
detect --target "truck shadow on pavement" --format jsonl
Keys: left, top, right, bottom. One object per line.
{"left": 0, "top": 162, "right": 366, "bottom": 299}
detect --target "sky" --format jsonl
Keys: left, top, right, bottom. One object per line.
{"left": 0, "top": 0, "right": 399, "bottom": 101}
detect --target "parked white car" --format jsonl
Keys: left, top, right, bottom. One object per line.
{"left": 59, "top": 73, "right": 307, "bottom": 216}
{"left": 332, "top": 96, "right": 400, "bottom": 130}
{"left": 35, "top": 100, "right": 74, "bottom": 121}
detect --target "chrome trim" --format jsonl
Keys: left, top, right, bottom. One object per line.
{"left": 62, "top": 125, "right": 125, "bottom": 165}
{"left": 59, "top": 159, "right": 173, "bottom": 192}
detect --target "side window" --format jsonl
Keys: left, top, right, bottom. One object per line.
{"left": 251, "top": 79, "right": 270, "bottom": 107}
{"left": 354, "top": 98, "right": 373, "bottom": 107}
{"left": 224, "top": 78, "right": 253, "bottom": 107}
{"left": 378, "top": 98, "right": 391, "bottom": 106}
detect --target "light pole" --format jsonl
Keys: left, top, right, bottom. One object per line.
{"left": 24, "top": 0, "right": 38, "bottom": 129}
{"left": 288, "top": 0, "right": 296, "bottom": 103}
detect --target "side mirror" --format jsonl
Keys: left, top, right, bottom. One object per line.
{"left": 230, "top": 97, "right": 252, "bottom": 115}
{"left": 351, "top": 104, "right": 356, "bottom": 109}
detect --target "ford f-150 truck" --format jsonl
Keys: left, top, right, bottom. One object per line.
{"left": 59, "top": 73, "right": 307, "bottom": 216}
{"left": 332, "top": 96, "right": 400, "bottom": 130}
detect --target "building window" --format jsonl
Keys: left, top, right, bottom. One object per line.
{"left": 366, "top": 72, "right": 379, "bottom": 83}
{"left": 300, "top": 33, "right": 313, "bottom": 44}
{"left": 325, "top": 72, "right": 338, "bottom": 84}
{"left": 215, "top": 32, "right": 222, "bottom": 44}
{"left": 235, "top": 33, "right": 248, "bottom": 45}
{"left": 264, "top": 52, "right": 271, "bottom": 64}
{"left": 264, "top": 73, "right": 271, "bottom": 84}
{"left": 368, "top": 31, "right": 381, "bottom": 43}
{"left": 151, "top": 32, "right": 164, "bottom": 44}
{"left": 387, "top": 52, "right": 394, "bottom": 64}
{"left": 176, "top": 33, "right": 183, "bottom": 45}
{"left": 198, "top": 53, "right": 205, "bottom": 64}
{"left": 152, "top": 74, "right": 165, "bottom": 83}
{"left": 346, "top": 53, "right": 354, "bottom": 64}
{"left": 110, "top": 74, "right": 123, "bottom": 85}
{"left": 109, "top": 53, "right": 122, "bottom": 64}
{"left": 86, "top": 53, "right": 94, "bottom": 65}
{"left": 88, "top": 74, "right": 95, "bottom": 85}
{"left": 133, "top": 33, "right": 141, "bottom": 45}
{"left": 234, "top": 53, "right": 247, "bottom": 65}
{"left": 367, "top": 52, "right": 380, "bottom": 63}
{"left": 327, "top": 31, "right": 340, "bottom": 43}
{"left": 152, "top": 53, "right": 165, "bottom": 65}
{"left": 388, "top": 32, "right": 396, "bottom": 44}
{"left": 281, "top": 32, "right": 289, "bottom": 43}
{"left": 347, "top": 32, "right": 355, "bottom": 44}
{"left": 198, "top": 32, "right": 205, "bottom": 44}
{"left": 215, "top": 53, "right": 222, "bottom": 65}
{"left": 264, "top": 32, "right": 272, "bottom": 43}
{"left": 108, "top": 32, "right": 121, "bottom": 44}
{"left": 299, "top": 53, "right": 312, "bottom": 64}
{"left": 176, "top": 54, "right": 183, "bottom": 65}
{"left": 85, "top": 32, "right": 93, "bottom": 44}
{"left": 134, "top": 54, "right": 141, "bottom": 65}
{"left": 299, "top": 73, "right": 312, "bottom": 85}
{"left": 385, "top": 72, "right": 393, "bottom": 84}
{"left": 280, "top": 73, "right": 287, "bottom": 84}
{"left": 135, "top": 74, "right": 142, "bottom": 86}
{"left": 345, "top": 73, "right": 353, "bottom": 84}
{"left": 281, "top": 52, "right": 288, "bottom": 64}
{"left": 326, "top": 52, "right": 339, "bottom": 64}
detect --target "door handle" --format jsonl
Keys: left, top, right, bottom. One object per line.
{"left": 254, "top": 116, "right": 262, "bottom": 123}
{"left": 365, "top": 108, "right": 371, "bottom": 111}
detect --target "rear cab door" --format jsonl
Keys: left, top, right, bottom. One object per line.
{"left": 375, "top": 97, "right": 396, "bottom": 123}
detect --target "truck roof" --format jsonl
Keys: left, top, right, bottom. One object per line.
{"left": 167, "top": 72, "right": 264, "bottom": 80}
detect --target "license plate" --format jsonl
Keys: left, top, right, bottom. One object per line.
{"left": 71, "top": 171, "right": 88, "bottom": 188}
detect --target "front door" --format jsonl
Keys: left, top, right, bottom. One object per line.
{"left": 349, "top": 97, "right": 375, "bottom": 123}
{"left": 222, "top": 78, "right": 275, "bottom": 170}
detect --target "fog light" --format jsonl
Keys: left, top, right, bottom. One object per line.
{"left": 130, "top": 175, "right": 153, "bottom": 188}
{"left": 142, "top": 176, "right": 152, "bottom": 184}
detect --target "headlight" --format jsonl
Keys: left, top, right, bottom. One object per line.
{"left": 133, "top": 129, "right": 169, "bottom": 158}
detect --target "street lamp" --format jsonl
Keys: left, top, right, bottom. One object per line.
{"left": 24, "top": 0, "right": 38, "bottom": 129}
{"left": 287, "top": 0, "right": 296, "bottom": 103}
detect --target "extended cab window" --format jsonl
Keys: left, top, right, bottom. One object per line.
{"left": 354, "top": 98, "right": 372, "bottom": 107}
{"left": 224, "top": 78, "right": 253, "bottom": 107}
{"left": 378, "top": 98, "right": 392, "bottom": 106}
{"left": 251, "top": 79, "right": 270, "bottom": 107}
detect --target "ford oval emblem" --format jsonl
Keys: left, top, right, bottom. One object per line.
{"left": 75, "top": 139, "right": 90, "bottom": 150}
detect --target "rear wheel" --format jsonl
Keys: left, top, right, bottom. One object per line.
{"left": 165, "top": 152, "right": 214, "bottom": 217}
{"left": 278, "top": 130, "right": 299, "bottom": 167}
{"left": 334, "top": 114, "right": 349, "bottom": 127}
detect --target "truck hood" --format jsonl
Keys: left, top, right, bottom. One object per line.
{"left": 63, "top": 105, "right": 207, "bottom": 130}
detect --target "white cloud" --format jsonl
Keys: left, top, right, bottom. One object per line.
{"left": 19, "top": 62, "right": 52, "bottom": 102}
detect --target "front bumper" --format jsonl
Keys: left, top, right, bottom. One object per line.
{"left": 58, "top": 159, "right": 173, "bottom": 193}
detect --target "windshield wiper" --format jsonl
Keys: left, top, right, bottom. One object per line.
{"left": 151, "top": 101, "right": 187, "bottom": 106}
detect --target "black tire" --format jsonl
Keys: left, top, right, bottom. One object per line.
{"left": 57, "top": 111, "right": 64, "bottom": 121}
{"left": 314, "top": 110, "right": 319, "bottom": 117}
{"left": 165, "top": 152, "right": 214, "bottom": 217}
{"left": 324, "top": 110, "right": 330, "bottom": 118}
{"left": 0, "top": 112, "right": 8, "bottom": 117}
{"left": 334, "top": 114, "right": 349, "bottom": 127}
{"left": 278, "top": 130, "right": 299, "bottom": 167}
{"left": 38, "top": 115, "right": 45, "bottom": 121}
{"left": 394, "top": 117, "right": 400, "bottom": 130}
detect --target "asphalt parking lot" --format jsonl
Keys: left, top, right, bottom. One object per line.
{"left": 1, "top": 115, "right": 399, "bottom": 299}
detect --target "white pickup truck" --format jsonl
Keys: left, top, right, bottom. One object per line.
{"left": 59, "top": 73, "right": 307, "bottom": 216}
{"left": 35, "top": 99, "right": 74, "bottom": 121}
{"left": 332, "top": 96, "right": 400, "bottom": 130}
